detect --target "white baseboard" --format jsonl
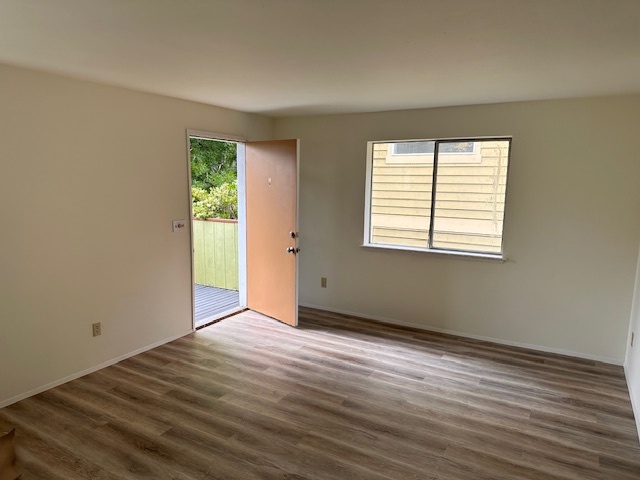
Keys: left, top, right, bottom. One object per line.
{"left": 300, "top": 303, "right": 623, "bottom": 366}
{"left": 0, "top": 329, "right": 194, "bottom": 409}
{"left": 623, "top": 366, "right": 640, "bottom": 443}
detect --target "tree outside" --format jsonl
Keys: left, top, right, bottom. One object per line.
{"left": 190, "top": 138, "right": 238, "bottom": 219}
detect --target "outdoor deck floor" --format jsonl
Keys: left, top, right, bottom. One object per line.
{"left": 194, "top": 284, "right": 239, "bottom": 327}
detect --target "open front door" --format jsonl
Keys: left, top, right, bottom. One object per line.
{"left": 245, "top": 139, "right": 299, "bottom": 326}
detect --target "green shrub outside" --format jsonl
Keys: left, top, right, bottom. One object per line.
{"left": 190, "top": 138, "right": 238, "bottom": 219}
{"left": 192, "top": 183, "right": 238, "bottom": 220}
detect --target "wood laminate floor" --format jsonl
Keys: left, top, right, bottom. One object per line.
{"left": 1, "top": 307, "right": 639, "bottom": 479}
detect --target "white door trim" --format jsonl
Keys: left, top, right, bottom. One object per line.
{"left": 187, "top": 130, "right": 246, "bottom": 143}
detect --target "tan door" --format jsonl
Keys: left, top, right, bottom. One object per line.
{"left": 245, "top": 139, "right": 299, "bottom": 326}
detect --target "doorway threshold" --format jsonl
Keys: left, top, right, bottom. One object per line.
{"left": 195, "top": 306, "right": 246, "bottom": 329}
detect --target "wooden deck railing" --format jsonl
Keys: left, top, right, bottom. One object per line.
{"left": 192, "top": 218, "right": 239, "bottom": 290}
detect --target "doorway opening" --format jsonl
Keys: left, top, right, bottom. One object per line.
{"left": 188, "top": 134, "right": 247, "bottom": 328}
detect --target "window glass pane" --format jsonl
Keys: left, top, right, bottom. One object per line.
{"left": 394, "top": 141, "right": 435, "bottom": 155}
{"left": 439, "top": 141, "right": 474, "bottom": 154}
{"left": 431, "top": 140, "right": 510, "bottom": 253}
{"left": 394, "top": 141, "right": 475, "bottom": 155}
{"left": 369, "top": 142, "right": 432, "bottom": 248}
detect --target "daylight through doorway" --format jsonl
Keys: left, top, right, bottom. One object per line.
{"left": 190, "top": 136, "right": 241, "bottom": 327}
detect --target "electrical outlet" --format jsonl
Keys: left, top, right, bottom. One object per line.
{"left": 92, "top": 322, "right": 102, "bottom": 337}
{"left": 321, "top": 277, "right": 327, "bottom": 288}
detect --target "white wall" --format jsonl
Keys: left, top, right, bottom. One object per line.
{"left": 625, "top": 245, "right": 640, "bottom": 438}
{"left": 0, "top": 64, "right": 273, "bottom": 406}
{"left": 276, "top": 96, "right": 640, "bottom": 363}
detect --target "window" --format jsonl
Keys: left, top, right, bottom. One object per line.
{"left": 393, "top": 141, "right": 475, "bottom": 155}
{"left": 364, "top": 138, "right": 511, "bottom": 257}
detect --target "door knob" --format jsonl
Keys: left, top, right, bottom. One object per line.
{"left": 286, "top": 247, "right": 300, "bottom": 254}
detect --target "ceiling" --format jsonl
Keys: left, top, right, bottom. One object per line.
{"left": 1, "top": 0, "right": 639, "bottom": 117}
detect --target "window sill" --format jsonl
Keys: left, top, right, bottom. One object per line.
{"left": 361, "top": 243, "right": 506, "bottom": 262}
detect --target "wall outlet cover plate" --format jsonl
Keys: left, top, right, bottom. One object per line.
{"left": 172, "top": 220, "right": 187, "bottom": 232}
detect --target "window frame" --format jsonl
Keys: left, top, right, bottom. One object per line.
{"left": 363, "top": 136, "right": 512, "bottom": 260}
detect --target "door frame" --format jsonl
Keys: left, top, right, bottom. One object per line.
{"left": 185, "top": 129, "right": 248, "bottom": 330}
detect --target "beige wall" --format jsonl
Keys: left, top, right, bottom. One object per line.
{"left": 0, "top": 64, "right": 273, "bottom": 406}
{"left": 276, "top": 96, "right": 640, "bottom": 363}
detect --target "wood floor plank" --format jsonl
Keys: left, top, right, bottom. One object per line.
{"left": 1, "top": 307, "right": 639, "bottom": 479}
